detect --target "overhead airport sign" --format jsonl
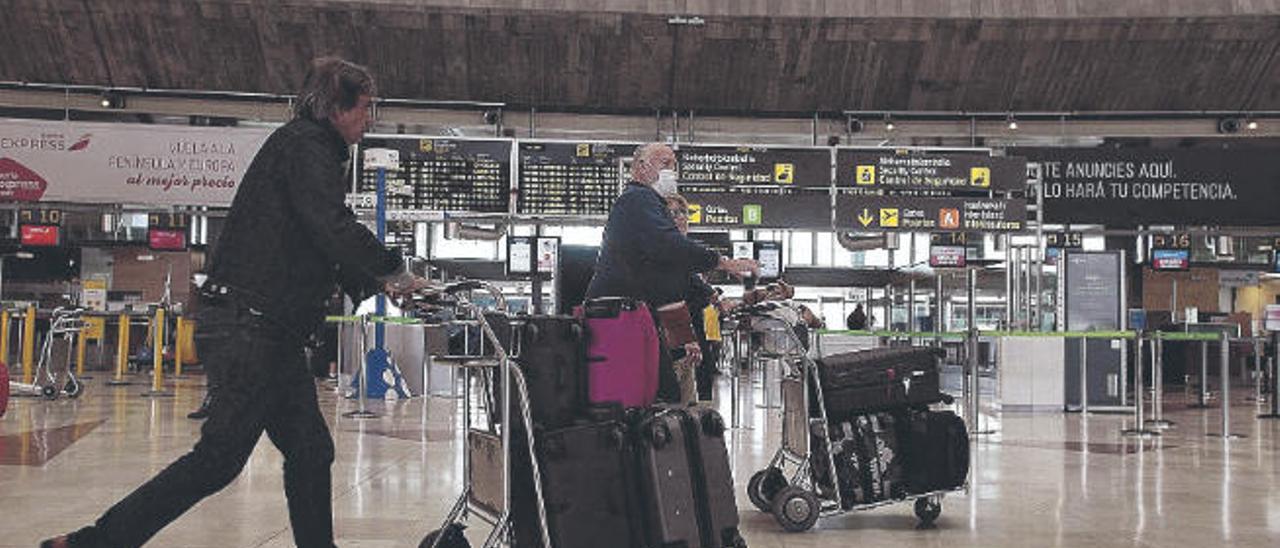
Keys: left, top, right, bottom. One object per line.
{"left": 676, "top": 145, "right": 832, "bottom": 229}
{"left": 836, "top": 149, "right": 1025, "bottom": 194}
{"left": 834, "top": 149, "right": 1026, "bottom": 232}
{"left": 0, "top": 118, "right": 270, "bottom": 207}
{"left": 838, "top": 197, "right": 1024, "bottom": 232}
{"left": 1014, "top": 147, "right": 1280, "bottom": 227}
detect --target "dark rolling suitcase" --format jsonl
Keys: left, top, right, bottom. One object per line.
{"left": 634, "top": 406, "right": 746, "bottom": 548}
{"left": 849, "top": 413, "right": 908, "bottom": 502}
{"left": 815, "top": 347, "right": 945, "bottom": 421}
{"left": 902, "top": 410, "right": 969, "bottom": 493}
{"left": 535, "top": 421, "right": 643, "bottom": 548}
{"left": 511, "top": 316, "right": 588, "bottom": 429}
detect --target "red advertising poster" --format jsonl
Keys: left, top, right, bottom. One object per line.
{"left": 19, "top": 224, "right": 60, "bottom": 247}
{"left": 148, "top": 228, "right": 187, "bottom": 251}
{"left": 0, "top": 158, "right": 49, "bottom": 202}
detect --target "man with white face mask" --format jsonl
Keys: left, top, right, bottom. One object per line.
{"left": 586, "top": 143, "right": 758, "bottom": 402}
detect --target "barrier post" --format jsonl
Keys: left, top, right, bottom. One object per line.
{"left": 343, "top": 316, "right": 378, "bottom": 419}
{"left": 1, "top": 309, "right": 10, "bottom": 367}
{"left": 1210, "top": 331, "right": 1243, "bottom": 438}
{"left": 1145, "top": 335, "right": 1175, "bottom": 429}
{"left": 107, "top": 313, "right": 132, "bottom": 386}
{"left": 1122, "top": 333, "right": 1159, "bottom": 437}
{"left": 1188, "top": 340, "right": 1212, "bottom": 408}
{"left": 21, "top": 304, "right": 35, "bottom": 384}
{"left": 173, "top": 317, "right": 184, "bottom": 378}
{"left": 1260, "top": 351, "right": 1280, "bottom": 419}
{"left": 75, "top": 323, "right": 88, "bottom": 378}
{"left": 966, "top": 268, "right": 994, "bottom": 436}
{"left": 141, "top": 308, "right": 172, "bottom": 398}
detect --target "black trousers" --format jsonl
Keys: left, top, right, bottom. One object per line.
{"left": 696, "top": 340, "right": 721, "bottom": 401}
{"left": 69, "top": 300, "right": 336, "bottom": 548}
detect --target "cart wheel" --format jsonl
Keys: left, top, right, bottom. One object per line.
{"left": 914, "top": 497, "right": 942, "bottom": 527}
{"left": 41, "top": 384, "right": 58, "bottom": 399}
{"left": 64, "top": 378, "right": 83, "bottom": 399}
{"left": 747, "top": 467, "right": 787, "bottom": 513}
{"left": 771, "top": 486, "right": 820, "bottom": 533}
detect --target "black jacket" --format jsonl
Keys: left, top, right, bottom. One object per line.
{"left": 207, "top": 117, "right": 401, "bottom": 334}
{"left": 585, "top": 182, "right": 719, "bottom": 306}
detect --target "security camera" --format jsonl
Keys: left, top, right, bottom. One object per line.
{"left": 482, "top": 110, "right": 501, "bottom": 125}
{"left": 1217, "top": 118, "right": 1242, "bottom": 134}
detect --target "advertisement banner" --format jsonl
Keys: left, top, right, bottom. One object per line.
{"left": 0, "top": 118, "right": 272, "bottom": 207}
{"left": 1014, "top": 147, "right": 1280, "bottom": 227}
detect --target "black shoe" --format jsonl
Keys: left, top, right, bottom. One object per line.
{"left": 187, "top": 406, "right": 210, "bottom": 420}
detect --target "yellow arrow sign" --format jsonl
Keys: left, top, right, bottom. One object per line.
{"left": 858, "top": 208, "right": 874, "bottom": 227}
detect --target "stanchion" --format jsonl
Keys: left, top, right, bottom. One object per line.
{"left": 1078, "top": 337, "right": 1089, "bottom": 414}
{"left": 75, "top": 323, "right": 89, "bottom": 379}
{"left": 1187, "top": 340, "right": 1212, "bottom": 408}
{"left": 1122, "top": 333, "right": 1159, "bottom": 437}
{"left": 21, "top": 304, "right": 34, "bottom": 384}
{"left": 1258, "top": 342, "right": 1280, "bottom": 419}
{"left": 0, "top": 309, "right": 10, "bottom": 368}
{"left": 344, "top": 316, "right": 378, "bottom": 419}
{"left": 730, "top": 325, "right": 743, "bottom": 429}
{"left": 107, "top": 313, "right": 132, "bottom": 386}
{"left": 966, "top": 268, "right": 994, "bottom": 436}
{"left": 172, "top": 317, "right": 185, "bottom": 378}
{"left": 1209, "top": 331, "right": 1243, "bottom": 439}
{"left": 1247, "top": 337, "right": 1263, "bottom": 403}
{"left": 1145, "top": 335, "right": 1175, "bottom": 429}
{"left": 142, "top": 308, "right": 173, "bottom": 398}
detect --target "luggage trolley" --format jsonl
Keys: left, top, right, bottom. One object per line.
{"left": 737, "top": 303, "right": 958, "bottom": 533}
{"left": 8, "top": 307, "right": 86, "bottom": 400}
{"left": 401, "top": 280, "right": 552, "bottom": 548}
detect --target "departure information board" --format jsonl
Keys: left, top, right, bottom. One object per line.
{"left": 834, "top": 149, "right": 1026, "bottom": 232}
{"left": 676, "top": 145, "right": 832, "bottom": 229}
{"left": 384, "top": 220, "right": 417, "bottom": 253}
{"left": 358, "top": 137, "right": 511, "bottom": 214}
{"left": 517, "top": 141, "right": 638, "bottom": 216}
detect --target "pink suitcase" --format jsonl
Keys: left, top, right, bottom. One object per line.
{"left": 577, "top": 297, "right": 659, "bottom": 408}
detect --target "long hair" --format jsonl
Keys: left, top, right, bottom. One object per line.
{"left": 293, "top": 57, "right": 376, "bottom": 121}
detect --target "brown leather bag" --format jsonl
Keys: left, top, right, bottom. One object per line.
{"left": 656, "top": 301, "right": 697, "bottom": 349}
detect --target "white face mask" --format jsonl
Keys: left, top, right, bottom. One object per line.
{"left": 653, "top": 169, "right": 679, "bottom": 196}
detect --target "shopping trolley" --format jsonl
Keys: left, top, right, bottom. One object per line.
{"left": 8, "top": 307, "right": 86, "bottom": 400}
{"left": 398, "top": 280, "right": 551, "bottom": 548}
{"left": 734, "top": 303, "right": 959, "bottom": 533}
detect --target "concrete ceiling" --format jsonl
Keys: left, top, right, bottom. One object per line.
{"left": 2, "top": 1, "right": 1279, "bottom": 116}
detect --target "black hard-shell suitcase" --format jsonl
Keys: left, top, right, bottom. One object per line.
{"left": 902, "top": 410, "right": 969, "bottom": 493}
{"left": 535, "top": 420, "right": 643, "bottom": 548}
{"left": 511, "top": 315, "right": 588, "bottom": 429}
{"left": 634, "top": 406, "right": 746, "bottom": 548}
{"left": 815, "top": 347, "right": 945, "bottom": 421}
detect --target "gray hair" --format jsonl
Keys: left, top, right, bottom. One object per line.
{"left": 293, "top": 57, "right": 376, "bottom": 121}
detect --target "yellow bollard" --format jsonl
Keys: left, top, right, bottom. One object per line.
{"left": 150, "top": 308, "right": 165, "bottom": 393}
{"left": 173, "top": 317, "right": 184, "bottom": 377}
{"left": 76, "top": 323, "right": 88, "bottom": 377}
{"left": 1, "top": 309, "right": 10, "bottom": 366}
{"left": 21, "top": 304, "right": 35, "bottom": 384}
{"left": 107, "top": 313, "right": 131, "bottom": 386}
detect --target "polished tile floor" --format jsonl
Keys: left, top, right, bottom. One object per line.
{"left": 2, "top": 371, "right": 1279, "bottom": 548}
